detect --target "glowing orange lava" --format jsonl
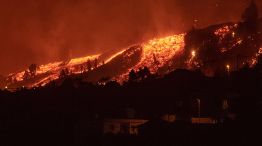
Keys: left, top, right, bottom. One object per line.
{"left": 116, "top": 34, "right": 185, "bottom": 82}
{"left": 8, "top": 54, "right": 100, "bottom": 87}
{"left": 250, "top": 48, "right": 262, "bottom": 67}
{"left": 5, "top": 27, "right": 262, "bottom": 89}
{"left": 138, "top": 34, "right": 185, "bottom": 73}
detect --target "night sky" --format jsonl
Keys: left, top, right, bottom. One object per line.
{"left": 0, "top": 0, "right": 261, "bottom": 75}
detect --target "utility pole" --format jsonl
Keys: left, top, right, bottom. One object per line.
{"left": 236, "top": 55, "right": 240, "bottom": 70}
{"left": 196, "top": 98, "right": 201, "bottom": 124}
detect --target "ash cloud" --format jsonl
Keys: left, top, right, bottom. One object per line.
{"left": 0, "top": 0, "right": 261, "bottom": 75}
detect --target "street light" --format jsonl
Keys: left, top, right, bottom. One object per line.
{"left": 226, "top": 64, "right": 230, "bottom": 76}
{"left": 226, "top": 64, "right": 230, "bottom": 70}
{"left": 191, "top": 50, "right": 196, "bottom": 58}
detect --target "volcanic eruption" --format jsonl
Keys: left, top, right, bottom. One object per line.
{"left": 1, "top": 1, "right": 262, "bottom": 90}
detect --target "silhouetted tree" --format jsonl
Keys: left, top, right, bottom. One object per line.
{"left": 59, "top": 70, "right": 66, "bottom": 79}
{"left": 99, "top": 77, "right": 111, "bottom": 84}
{"left": 153, "top": 54, "right": 159, "bottom": 65}
{"left": 143, "top": 67, "right": 151, "bottom": 78}
{"left": 29, "top": 64, "right": 37, "bottom": 77}
{"left": 23, "top": 70, "right": 31, "bottom": 80}
{"left": 86, "top": 59, "right": 92, "bottom": 72}
{"left": 80, "top": 65, "right": 84, "bottom": 73}
{"left": 94, "top": 58, "right": 98, "bottom": 69}
{"left": 257, "top": 55, "right": 262, "bottom": 65}
{"left": 237, "top": 0, "right": 261, "bottom": 59}
{"left": 242, "top": 0, "right": 258, "bottom": 23}
{"left": 255, "top": 55, "right": 262, "bottom": 71}
{"left": 105, "top": 80, "right": 120, "bottom": 88}
{"left": 59, "top": 68, "right": 69, "bottom": 79}
{"left": 128, "top": 69, "right": 137, "bottom": 82}
{"left": 137, "top": 67, "right": 151, "bottom": 79}
{"left": 137, "top": 68, "right": 144, "bottom": 79}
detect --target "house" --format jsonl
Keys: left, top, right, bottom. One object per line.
{"left": 191, "top": 117, "right": 217, "bottom": 124}
{"left": 161, "top": 114, "right": 176, "bottom": 122}
{"left": 103, "top": 119, "right": 148, "bottom": 135}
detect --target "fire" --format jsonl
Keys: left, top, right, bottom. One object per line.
{"left": 5, "top": 22, "right": 262, "bottom": 88}
{"left": 7, "top": 33, "right": 185, "bottom": 88}
{"left": 68, "top": 55, "right": 100, "bottom": 66}
{"left": 116, "top": 34, "right": 185, "bottom": 82}
{"left": 105, "top": 50, "right": 126, "bottom": 64}
{"left": 8, "top": 54, "right": 100, "bottom": 87}
{"left": 134, "top": 34, "right": 185, "bottom": 73}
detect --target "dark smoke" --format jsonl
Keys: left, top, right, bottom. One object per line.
{"left": 0, "top": 0, "right": 262, "bottom": 75}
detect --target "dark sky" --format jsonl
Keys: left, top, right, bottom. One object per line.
{"left": 0, "top": 0, "right": 261, "bottom": 75}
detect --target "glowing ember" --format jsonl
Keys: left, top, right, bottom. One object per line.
{"left": 214, "top": 24, "right": 245, "bottom": 54}
{"left": 214, "top": 24, "right": 238, "bottom": 44}
{"left": 250, "top": 48, "right": 262, "bottom": 67}
{"left": 214, "top": 26, "right": 231, "bottom": 39}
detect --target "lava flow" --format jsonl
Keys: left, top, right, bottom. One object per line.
{"left": 6, "top": 54, "right": 100, "bottom": 88}
{"left": 114, "top": 34, "right": 185, "bottom": 82}
{"left": 3, "top": 22, "right": 262, "bottom": 89}
{"left": 136, "top": 34, "right": 185, "bottom": 73}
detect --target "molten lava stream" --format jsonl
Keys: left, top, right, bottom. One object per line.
{"left": 116, "top": 34, "right": 185, "bottom": 82}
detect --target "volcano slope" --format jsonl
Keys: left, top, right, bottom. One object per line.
{"left": 2, "top": 18, "right": 262, "bottom": 89}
